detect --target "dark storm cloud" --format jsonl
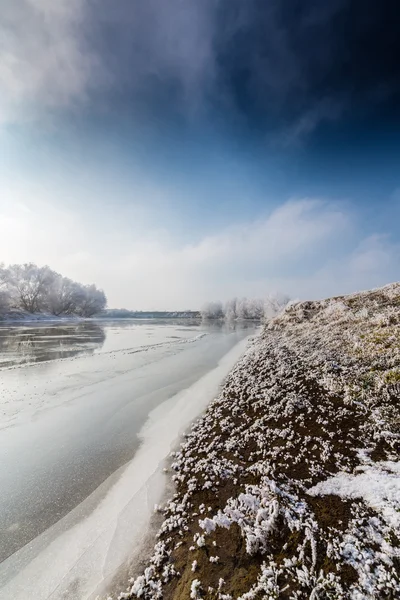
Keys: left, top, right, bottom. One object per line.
{"left": 82, "top": 0, "right": 400, "bottom": 135}
{"left": 3, "top": 0, "right": 400, "bottom": 137}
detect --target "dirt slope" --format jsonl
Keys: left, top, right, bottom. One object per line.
{"left": 122, "top": 283, "right": 400, "bottom": 600}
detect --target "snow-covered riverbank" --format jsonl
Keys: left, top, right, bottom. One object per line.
{"left": 124, "top": 283, "right": 400, "bottom": 600}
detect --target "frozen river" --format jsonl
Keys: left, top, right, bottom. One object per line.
{"left": 0, "top": 319, "right": 254, "bottom": 599}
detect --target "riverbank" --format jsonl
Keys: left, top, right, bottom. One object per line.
{"left": 124, "top": 283, "right": 400, "bottom": 599}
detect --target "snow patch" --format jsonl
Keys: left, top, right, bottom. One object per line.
{"left": 308, "top": 461, "right": 400, "bottom": 529}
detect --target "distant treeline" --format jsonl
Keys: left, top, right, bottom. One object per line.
{"left": 99, "top": 308, "right": 200, "bottom": 319}
{"left": 0, "top": 263, "right": 107, "bottom": 318}
{"left": 201, "top": 296, "right": 290, "bottom": 321}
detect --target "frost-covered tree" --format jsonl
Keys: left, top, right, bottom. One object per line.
{"left": 0, "top": 263, "right": 107, "bottom": 317}
{"left": 247, "top": 298, "right": 265, "bottom": 319}
{"left": 200, "top": 301, "right": 224, "bottom": 320}
{"left": 202, "top": 295, "right": 290, "bottom": 321}
{"left": 47, "top": 276, "right": 84, "bottom": 316}
{"left": 233, "top": 297, "right": 264, "bottom": 320}
{"left": 74, "top": 284, "right": 107, "bottom": 317}
{"left": 0, "top": 264, "right": 11, "bottom": 316}
{"left": 264, "top": 293, "right": 290, "bottom": 319}
{"left": 224, "top": 298, "right": 238, "bottom": 321}
{"left": 0, "top": 264, "right": 5, "bottom": 285}
{"left": 5, "top": 263, "right": 56, "bottom": 313}
{"left": 236, "top": 297, "right": 249, "bottom": 320}
{"left": 236, "top": 297, "right": 265, "bottom": 319}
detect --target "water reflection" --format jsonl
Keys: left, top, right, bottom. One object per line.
{"left": 0, "top": 318, "right": 258, "bottom": 369}
{"left": 0, "top": 323, "right": 106, "bottom": 368}
{"left": 199, "top": 319, "right": 259, "bottom": 333}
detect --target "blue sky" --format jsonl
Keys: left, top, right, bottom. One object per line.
{"left": 0, "top": 0, "right": 399, "bottom": 309}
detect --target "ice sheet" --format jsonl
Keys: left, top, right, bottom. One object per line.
{"left": 0, "top": 336, "right": 250, "bottom": 600}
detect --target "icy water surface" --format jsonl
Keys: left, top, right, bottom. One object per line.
{"left": 0, "top": 319, "right": 202, "bottom": 368}
{"left": 0, "top": 319, "right": 255, "bottom": 599}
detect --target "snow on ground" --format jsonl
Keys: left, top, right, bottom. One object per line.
{"left": 308, "top": 459, "right": 400, "bottom": 529}
{"left": 122, "top": 283, "right": 400, "bottom": 600}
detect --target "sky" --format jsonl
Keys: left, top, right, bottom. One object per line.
{"left": 1, "top": 0, "right": 399, "bottom": 309}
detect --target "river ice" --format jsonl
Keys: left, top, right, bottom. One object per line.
{"left": 0, "top": 320, "right": 254, "bottom": 600}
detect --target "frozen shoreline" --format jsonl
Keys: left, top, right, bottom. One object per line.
{"left": 0, "top": 334, "right": 253, "bottom": 600}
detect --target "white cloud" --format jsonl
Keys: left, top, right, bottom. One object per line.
{"left": 0, "top": 0, "right": 349, "bottom": 131}
{"left": 0, "top": 189, "right": 397, "bottom": 310}
{"left": 277, "top": 234, "right": 400, "bottom": 300}
{"left": 0, "top": 0, "right": 218, "bottom": 125}
{"left": 0, "top": 0, "right": 99, "bottom": 123}
{"left": 151, "top": 198, "right": 347, "bottom": 270}
{"left": 347, "top": 234, "right": 396, "bottom": 274}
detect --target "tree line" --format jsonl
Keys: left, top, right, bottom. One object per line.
{"left": 0, "top": 263, "right": 107, "bottom": 318}
{"left": 200, "top": 295, "right": 289, "bottom": 321}
{"left": 101, "top": 308, "right": 200, "bottom": 319}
